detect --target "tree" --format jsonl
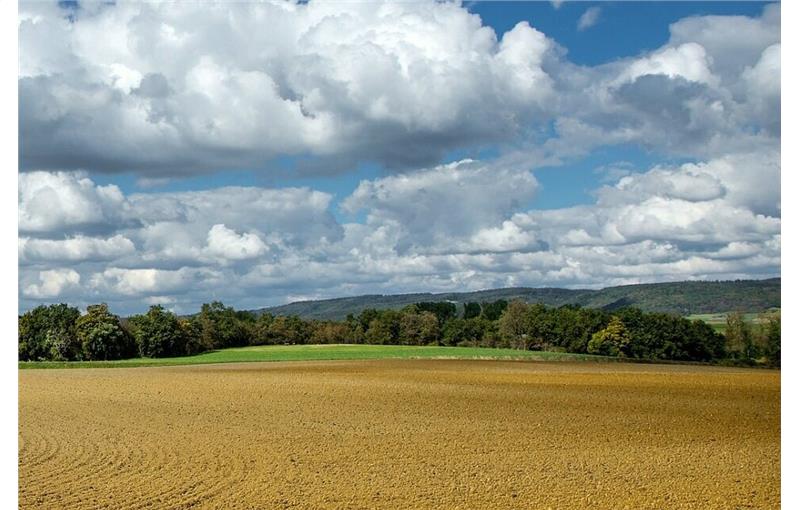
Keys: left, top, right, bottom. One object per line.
{"left": 587, "top": 316, "right": 630, "bottom": 357}
{"left": 178, "top": 318, "right": 205, "bottom": 355}
{"left": 443, "top": 317, "right": 490, "bottom": 347}
{"left": 356, "top": 309, "right": 380, "bottom": 338}
{"left": 193, "top": 301, "right": 253, "bottom": 349}
{"left": 414, "top": 302, "right": 457, "bottom": 326}
{"left": 399, "top": 311, "right": 439, "bottom": 345}
{"left": 19, "top": 304, "right": 81, "bottom": 361}
{"left": 524, "top": 303, "right": 550, "bottom": 350}
{"left": 310, "top": 321, "right": 351, "bottom": 344}
{"left": 555, "top": 306, "right": 608, "bottom": 354}
{"left": 765, "top": 313, "right": 781, "bottom": 367}
{"left": 345, "top": 313, "right": 365, "bottom": 344}
{"left": 686, "top": 319, "right": 726, "bottom": 362}
{"left": 364, "top": 310, "right": 402, "bottom": 344}
{"left": 463, "top": 302, "right": 481, "bottom": 320}
{"left": 365, "top": 318, "right": 393, "bottom": 345}
{"left": 251, "top": 313, "right": 276, "bottom": 345}
{"left": 755, "top": 311, "right": 780, "bottom": 366}
{"left": 76, "top": 304, "right": 136, "bottom": 360}
{"left": 268, "top": 315, "right": 309, "bottom": 344}
{"left": 725, "top": 311, "right": 755, "bottom": 360}
{"left": 498, "top": 300, "right": 531, "bottom": 350}
{"left": 481, "top": 300, "right": 508, "bottom": 321}
{"left": 128, "top": 305, "right": 187, "bottom": 358}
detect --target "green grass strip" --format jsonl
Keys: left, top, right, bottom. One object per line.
{"left": 19, "top": 344, "right": 613, "bottom": 369}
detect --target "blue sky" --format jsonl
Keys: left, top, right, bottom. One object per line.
{"left": 471, "top": 2, "right": 768, "bottom": 65}
{"left": 19, "top": 1, "right": 780, "bottom": 313}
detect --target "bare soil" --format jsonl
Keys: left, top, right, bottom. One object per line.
{"left": 19, "top": 360, "right": 780, "bottom": 509}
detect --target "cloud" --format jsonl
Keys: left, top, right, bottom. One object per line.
{"left": 667, "top": 3, "right": 779, "bottom": 83}
{"left": 342, "top": 159, "right": 539, "bottom": 252}
{"left": 741, "top": 43, "right": 781, "bottom": 136}
{"left": 515, "top": 4, "right": 780, "bottom": 164}
{"left": 467, "top": 219, "right": 541, "bottom": 254}
{"left": 578, "top": 7, "right": 601, "bottom": 31}
{"left": 615, "top": 43, "right": 717, "bottom": 86}
{"left": 19, "top": 235, "right": 135, "bottom": 264}
{"left": 18, "top": 2, "right": 779, "bottom": 177}
{"left": 129, "top": 186, "right": 342, "bottom": 268}
{"left": 206, "top": 224, "right": 268, "bottom": 262}
{"left": 18, "top": 146, "right": 780, "bottom": 314}
{"left": 19, "top": 171, "right": 132, "bottom": 235}
{"left": 88, "top": 267, "right": 224, "bottom": 297}
{"left": 594, "top": 163, "right": 726, "bottom": 205}
{"left": 24, "top": 269, "right": 81, "bottom": 299}
{"left": 19, "top": 1, "right": 556, "bottom": 175}
{"left": 16, "top": 6, "right": 780, "bottom": 315}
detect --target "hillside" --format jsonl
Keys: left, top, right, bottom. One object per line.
{"left": 255, "top": 278, "right": 780, "bottom": 320}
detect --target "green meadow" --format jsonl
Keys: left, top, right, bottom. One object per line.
{"left": 18, "top": 344, "right": 614, "bottom": 369}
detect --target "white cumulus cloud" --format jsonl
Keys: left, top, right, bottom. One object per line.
{"left": 24, "top": 269, "right": 81, "bottom": 299}
{"left": 19, "top": 171, "right": 131, "bottom": 235}
{"left": 19, "top": 235, "right": 135, "bottom": 264}
{"left": 206, "top": 224, "right": 268, "bottom": 262}
{"left": 19, "top": 0, "right": 557, "bottom": 174}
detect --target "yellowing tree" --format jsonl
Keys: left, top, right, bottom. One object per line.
{"left": 587, "top": 316, "right": 630, "bottom": 357}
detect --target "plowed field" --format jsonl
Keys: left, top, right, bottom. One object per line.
{"left": 19, "top": 360, "right": 780, "bottom": 509}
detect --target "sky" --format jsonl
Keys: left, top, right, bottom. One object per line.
{"left": 17, "top": 0, "right": 781, "bottom": 315}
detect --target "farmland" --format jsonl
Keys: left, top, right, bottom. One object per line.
{"left": 19, "top": 359, "right": 779, "bottom": 509}
{"left": 687, "top": 309, "right": 780, "bottom": 333}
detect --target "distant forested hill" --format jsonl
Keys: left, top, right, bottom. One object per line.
{"left": 254, "top": 278, "right": 780, "bottom": 320}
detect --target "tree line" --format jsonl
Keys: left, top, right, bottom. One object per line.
{"left": 18, "top": 300, "right": 780, "bottom": 366}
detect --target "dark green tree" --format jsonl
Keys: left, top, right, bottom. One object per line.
{"left": 76, "top": 304, "right": 136, "bottom": 360}
{"left": 756, "top": 311, "right": 780, "bottom": 366}
{"left": 481, "top": 299, "right": 508, "bottom": 321}
{"left": 463, "top": 302, "right": 481, "bottom": 320}
{"left": 365, "top": 310, "right": 402, "bottom": 344}
{"left": 251, "top": 313, "right": 276, "bottom": 345}
{"left": 193, "top": 301, "right": 253, "bottom": 348}
{"left": 128, "top": 305, "right": 187, "bottom": 358}
{"left": 19, "top": 304, "right": 81, "bottom": 361}
{"left": 414, "top": 302, "right": 457, "bottom": 326}
{"left": 443, "top": 317, "right": 490, "bottom": 347}
{"left": 178, "top": 317, "right": 205, "bottom": 355}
